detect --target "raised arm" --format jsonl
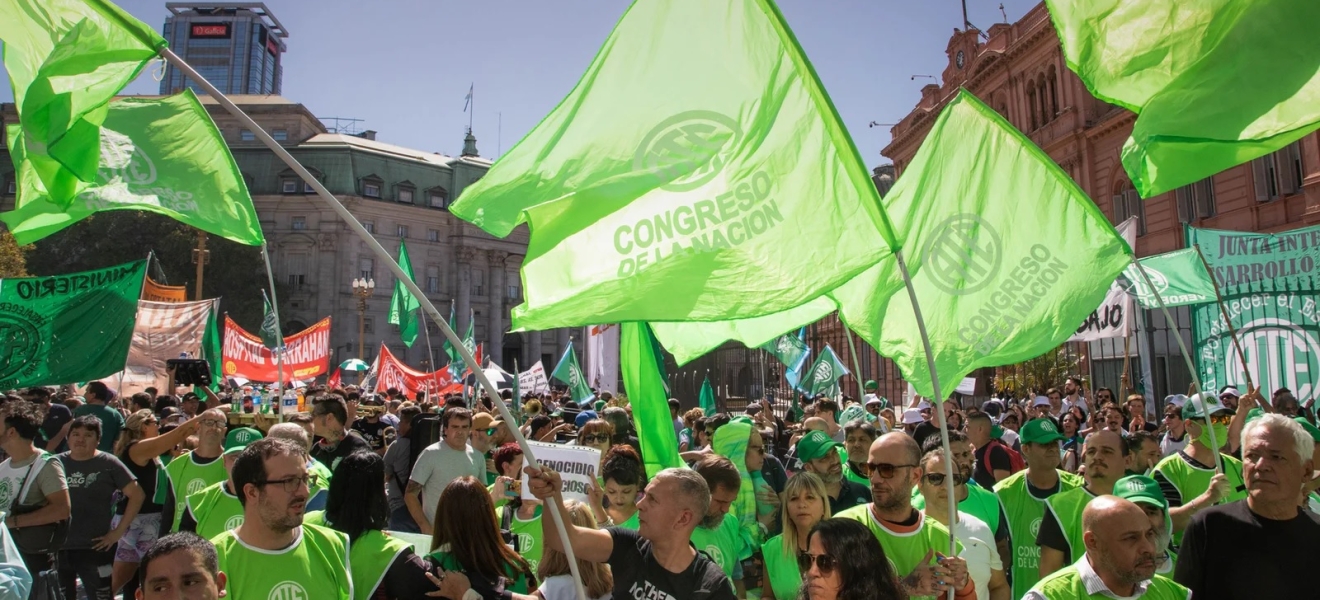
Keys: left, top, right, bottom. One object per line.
{"left": 525, "top": 465, "right": 614, "bottom": 563}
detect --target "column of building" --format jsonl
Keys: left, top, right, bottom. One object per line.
{"left": 455, "top": 246, "right": 476, "bottom": 354}
{"left": 487, "top": 250, "right": 507, "bottom": 369}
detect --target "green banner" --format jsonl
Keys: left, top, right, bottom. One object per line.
{"left": 0, "top": 260, "right": 146, "bottom": 388}
{"left": 1186, "top": 224, "right": 1320, "bottom": 291}
{"left": 1122, "top": 248, "right": 1218, "bottom": 308}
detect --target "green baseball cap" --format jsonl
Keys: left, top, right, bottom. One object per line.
{"left": 224, "top": 427, "right": 263, "bottom": 455}
{"left": 864, "top": 380, "right": 878, "bottom": 391}
{"left": 796, "top": 430, "right": 841, "bottom": 463}
{"left": 1244, "top": 407, "right": 1266, "bottom": 425}
{"left": 1019, "top": 418, "right": 1065, "bottom": 445}
{"left": 1295, "top": 417, "right": 1320, "bottom": 444}
{"left": 1114, "top": 475, "right": 1168, "bottom": 509}
{"left": 1182, "top": 392, "right": 1233, "bottom": 420}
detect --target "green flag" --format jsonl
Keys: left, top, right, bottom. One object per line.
{"left": 1047, "top": 0, "right": 1320, "bottom": 196}
{"left": 1, "top": 91, "right": 265, "bottom": 246}
{"left": 804, "top": 344, "right": 848, "bottom": 398}
{"left": 762, "top": 327, "right": 811, "bottom": 373}
{"left": 621, "top": 322, "right": 682, "bottom": 477}
{"left": 550, "top": 342, "right": 593, "bottom": 404}
{"left": 699, "top": 375, "right": 716, "bottom": 415}
{"left": 650, "top": 298, "right": 832, "bottom": 366}
{"left": 1122, "top": 248, "right": 1217, "bottom": 309}
{"left": 388, "top": 239, "right": 420, "bottom": 347}
{"left": 199, "top": 302, "right": 222, "bottom": 391}
{"left": 834, "top": 90, "right": 1131, "bottom": 397}
{"left": 0, "top": 259, "right": 146, "bottom": 388}
{"left": 448, "top": 0, "right": 896, "bottom": 330}
{"left": 0, "top": 0, "right": 167, "bottom": 204}
{"left": 258, "top": 289, "right": 281, "bottom": 350}
{"left": 442, "top": 301, "right": 458, "bottom": 366}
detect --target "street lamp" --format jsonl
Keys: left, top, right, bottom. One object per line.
{"left": 352, "top": 278, "right": 375, "bottom": 372}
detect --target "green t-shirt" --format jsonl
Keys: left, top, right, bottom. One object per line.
{"left": 761, "top": 533, "right": 803, "bottom": 600}
{"left": 428, "top": 548, "right": 533, "bottom": 594}
{"left": 508, "top": 506, "right": 544, "bottom": 573}
{"left": 186, "top": 481, "right": 244, "bottom": 540}
{"left": 833, "top": 504, "right": 962, "bottom": 600}
{"left": 616, "top": 510, "right": 640, "bottom": 531}
{"left": 164, "top": 451, "right": 228, "bottom": 532}
{"left": 913, "top": 481, "right": 1002, "bottom": 536}
{"left": 212, "top": 523, "right": 353, "bottom": 600}
{"left": 1030, "top": 565, "right": 1190, "bottom": 600}
{"left": 1152, "top": 452, "right": 1247, "bottom": 545}
{"left": 73, "top": 403, "right": 125, "bottom": 453}
{"left": 837, "top": 446, "right": 871, "bottom": 487}
{"left": 689, "top": 512, "right": 749, "bottom": 580}
{"left": 994, "top": 469, "right": 1085, "bottom": 600}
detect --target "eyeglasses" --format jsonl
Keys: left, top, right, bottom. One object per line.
{"left": 257, "top": 473, "right": 319, "bottom": 493}
{"left": 747, "top": 445, "right": 766, "bottom": 455}
{"left": 797, "top": 552, "right": 839, "bottom": 574}
{"left": 199, "top": 421, "right": 227, "bottom": 430}
{"left": 1209, "top": 413, "right": 1234, "bottom": 426}
{"left": 142, "top": 419, "right": 158, "bottom": 426}
{"left": 581, "top": 434, "right": 610, "bottom": 444}
{"left": 866, "top": 462, "right": 917, "bottom": 479}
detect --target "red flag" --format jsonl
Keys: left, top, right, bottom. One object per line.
{"left": 328, "top": 368, "right": 342, "bottom": 389}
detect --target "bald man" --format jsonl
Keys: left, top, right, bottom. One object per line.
{"left": 1037, "top": 430, "right": 1128, "bottom": 577}
{"left": 1025, "top": 496, "right": 1188, "bottom": 599}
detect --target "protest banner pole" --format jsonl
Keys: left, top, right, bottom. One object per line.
{"left": 260, "top": 244, "right": 286, "bottom": 407}
{"left": 1130, "top": 256, "right": 1222, "bottom": 474}
{"left": 422, "top": 311, "right": 437, "bottom": 381}
{"left": 1192, "top": 244, "right": 1254, "bottom": 392}
{"left": 1120, "top": 314, "right": 1133, "bottom": 400}
{"left": 159, "top": 48, "right": 590, "bottom": 600}
{"left": 893, "top": 249, "right": 959, "bottom": 582}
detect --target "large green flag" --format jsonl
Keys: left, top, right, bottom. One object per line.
{"left": 0, "top": 260, "right": 146, "bottom": 388}
{"left": 804, "top": 344, "right": 849, "bottom": 398}
{"left": 762, "top": 326, "right": 810, "bottom": 373}
{"left": 0, "top": 0, "right": 167, "bottom": 204}
{"left": 699, "top": 375, "right": 716, "bottom": 415}
{"left": 834, "top": 90, "right": 1131, "bottom": 397}
{"left": 1122, "top": 248, "right": 1217, "bottom": 309}
{"left": 621, "top": 322, "right": 682, "bottom": 477}
{"left": 388, "top": 239, "right": 420, "bottom": 347}
{"left": 448, "top": 0, "right": 896, "bottom": 331}
{"left": 650, "top": 298, "right": 832, "bottom": 366}
{"left": 550, "top": 342, "right": 594, "bottom": 404}
{"left": 258, "top": 289, "right": 281, "bottom": 350}
{"left": 1, "top": 91, "right": 265, "bottom": 246}
{"left": 1047, "top": 0, "right": 1320, "bottom": 196}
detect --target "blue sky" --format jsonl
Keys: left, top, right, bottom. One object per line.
{"left": 4, "top": 0, "right": 1041, "bottom": 166}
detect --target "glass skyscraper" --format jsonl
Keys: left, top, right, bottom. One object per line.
{"left": 159, "top": 3, "right": 287, "bottom": 96}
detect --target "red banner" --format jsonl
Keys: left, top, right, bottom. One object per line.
{"left": 222, "top": 316, "right": 330, "bottom": 383}
{"left": 375, "top": 344, "right": 460, "bottom": 398}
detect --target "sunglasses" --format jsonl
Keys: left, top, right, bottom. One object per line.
{"left": 797, "top": 552, "right": 839, "bottom": 574}
{"left": 485, "top": 428, "right": 497, "bottom": 436}
{"left": 923, "top": 472, "right": 966, "bottom": 486}
{"left": 581, "top": 434, "right": 610, "bottom": 444}
{"left": 866, "top": 462, "right": 917, "bottom": 479}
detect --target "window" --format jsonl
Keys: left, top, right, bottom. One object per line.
{"left": 396, "top": 225, "right": 409, "bottom": 238}
{"left": 427, "top": 229, "right": 440, "bottom": 242}
{"left": 429, "top": 188, "right": 449, "bottom": 209}
{"left": 303, "top": 182, "right": 316, "bottom": 194}
{"left": 272, "top": 129, "right": 288, "bottom": 141}
{"left": 398, "top": 188, "right": 414, "bottom": 204}
{"left": 287, "top": 253, "right": 308, "bottom": 288}
{"left": 426, "top": 266, "right": 440, "bottom": 294}
{"left": 5, "top": 177, "right": 14, "bottom": 195}
{"left": 1027, "top": 87, "right": 1038, "bottom": 130}
{"left": 240, "top": 130, "right": 255, "bottom": 141}
{"left": 287, "top": 274, "right": 306, "bottom": 287}
{"left": 363, "top": 220, "right": 375, "bottom": 234}
{"left": 1176, "top": 178, "right": 1216, "bottom": 222}
{"left": 1253, "top": 142, "right": 1304, "bottom": 202}
{"left": 1113, "top": 185, "right": 1147, "bottom": 236}
{"left": 363, "top": 183, "right": 381, "bottom": 198}
{"left": 282, "top": 179, "right": 298, "bottom": 194}
{"left": 508, "top": 284, "right": 520, "bottom": 299}
{"left": 291, "top": 216, "right": 306, "bottom": 230}
{"left": 472, "top": 269, "right": 485, "bottom": 297}
{"left": 363, "top": 317, "right": 374, "bottom": 334}
{"left": 359, "top": 257, "right": 374, "bottom": 280}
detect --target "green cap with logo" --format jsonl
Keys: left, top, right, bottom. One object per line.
{"left": 796, "top": 430, "right": 841, "bottom": 463}
{"left": 224, "top": 427, "right": 264, "bottom": 455}
{"left": 1182, "top": 392, "right": 1233, "bottom": 420}
{"left": 1114, "top": 474, "right": 1168, "bottom": 509}
{"left": 1019, "top": 418, "right": 1065, "bottom": 445}
{"left": 1295, "top": 417, "right": 1320, "bottom": 444}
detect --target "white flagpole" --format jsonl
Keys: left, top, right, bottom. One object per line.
{"left": 260, "top": 244, "right": 286, "bottom": 409}
{"left": 159, "top": 48, "right": 590, "bottom": 600}
{"left": 892, "top": 249, "right": 959, "bottom": 588}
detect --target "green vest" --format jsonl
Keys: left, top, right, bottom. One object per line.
{"left": 834, "top": 505, "right": 961, "bottom": 600}
{"left": 1151, "top": 452, "right": 1246, "bottom": 545}
{"left": 349, "top": 530, "right": 411, "bottom": 600}
{"left": 186, "top": 481, "right": 244, "bottom": 540}
{"left": 1043, "top": 487, "right": 1097, "bottom": 564}
{"left": 509, "top": 506, "right": 544, "bottom": 573}
{"left": 212, "top": 523, "right": 353, "bottom": 600}
{"left": 309, "top": 459, "right": 332, "bottom": 498}
{"left": 164, "top": 452, "right": 228, "bottom": 532}
{"left": 1032, "top": 564, "right": 1190, "bottom": 600}
{"left": 837, "top": 446, "right": 870, "bottom": 487}
{"left": 913, "top": 482, "right": 1002, "bottom": 535}
{"left": 761, "top": 533, "right": 803, "bottom": 600}
{"left": 689, "top": 512, "right": 748, "bottom": 580}
{"left": 994, "top": 469, "right": 1085, "bottom": 600}
{"left": 428, "top": 548, "right": 532, "bottom": 594}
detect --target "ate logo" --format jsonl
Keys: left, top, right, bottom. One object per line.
{"left": 812, "top": 360, "right": 833, "bottom": 383}
{"left": 922, "top": 214, "right": 1003, "bottom": 296}
{"left": 0, "top": 313, "right": 41, "bottom": 383}
{"left": 269, "top": 581, "right": 308, "bottom": 600}
{"left": 98, "top": 130, "right": 158, "bottom": 186}
{"left": 635, "top": 110, "right": 742, "bottom": 192}
{"left": 225, "top": 515, "right": 244, "bottom": 531}
{"left": 1232, "top": 317, "right": 1320, "bottom": 401}
{"left": 1030, "top": 517, "right": 1042, "bottom": 538}
{"left": 1121, "top": 263, "right": 1170, "bottom": 301}
{"left": 703, "top": 544, "right": 725, "bottom": 569}
{"left": 1123, "top": 479, "right": 1147, "bottom": 495}
{"left": 1037, "top": 420, "right": 1057, "bottom": 433}
{"left": 0, "top": 478, "right": 12, "bottom": 510}
{"left": 186, "top": 478, "right": 207, "bottom": 496}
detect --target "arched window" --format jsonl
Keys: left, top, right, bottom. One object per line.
{"left": 1028, "top": 86, "right": 1038, "bottom": 130}
{"left": 1048, "top": 67, "right": 1059, "bottom": 117}
{"left": 1112, "top": 181, "right": 1147, "bottom": 236}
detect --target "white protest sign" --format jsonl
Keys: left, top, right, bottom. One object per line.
{"left": 955, "top": 377, "right": 976, "bottom": 396}
{"left": 520, "top": 440, "right": 601, "bottom": 504}
{"left": 519, "top": 360, "right": 551, "bottom": 394}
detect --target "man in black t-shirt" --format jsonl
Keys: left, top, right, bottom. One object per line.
{"left": 26, "top": 387, "right": 73, "bottom": 453}
{"left": 528, "top": 465, "right": 735, "bottom": 600}
{"left": 969, "top": 413, "right": 1013, "bottom": 489}
{"left": 310, "top": 397, "right": 370, "bottom": 471}
{"left": 351, "top": 409, "right": 388, "bottom": 455}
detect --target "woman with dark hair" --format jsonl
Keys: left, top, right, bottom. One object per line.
{"left": 305, "top": 451, "right": 445, "bottom": 600}
{"left": 600, "top": 444, "right": 644, "bottom": 529}
{"left": 428, "top": 476, "right": 538, "bottom": 598}
{"left": 797, "top": 518, "right": 906, "bottom": 600}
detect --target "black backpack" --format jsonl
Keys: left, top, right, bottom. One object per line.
{"left": 392, "top": 413, "right": 442, "bottom": 492}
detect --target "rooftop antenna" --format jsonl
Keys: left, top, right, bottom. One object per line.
{"left": 911, "top": 75, "right": 937, "bottom": 82}
{"left": 999, "top": 3, "right": 1009, "bottom": 23}
{"left": 463, "top": 83, "right": 474, "bottom": 134}
{"left": 868, "top": 121, "right": 897, "bottom": 129}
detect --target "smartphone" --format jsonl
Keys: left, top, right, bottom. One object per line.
{"left": 505, "top": 479, "right": 522, "bottom": 498}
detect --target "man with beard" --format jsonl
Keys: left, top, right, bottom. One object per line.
{"left": 838, "top": 420, "right": 878, "bottom": 487}
{"left": 689, "top": 455, "right": 749, "bottom": 596}
{"left": 212, "top": 438, "right": 353, "bottom": 599}
{"left": 1113, "top": 475, "right": 1177, "bottom": 575}
{"left": 913, "top": 432, "right": 1009, "bottom": 551}
{"left": 994, "top": 419, "right": 1085, "bottom": 599}
{"left": 1025, "top": 496, "right": 1186, "bottom": 599}
{"left": 1151, "top": 393, "right": 1245, "bottom": 546}
{"left": 1062, "top": 377, "right": 1088, "bottom": 414}
{"left": 916, "top": 448, "right": 1011, "bottom": 600}
{"left": 836, "top": 432, "right": 973, "bottom": 599}
{"left": 1037, "top": 430, "right": 1129, "bottom": 577}
{"left": 796, "top": 431, "right": 870, "bottom": 514}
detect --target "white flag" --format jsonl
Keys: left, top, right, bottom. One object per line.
{"left": 1069, "top": 218, "right": 1138, "bottom": 342}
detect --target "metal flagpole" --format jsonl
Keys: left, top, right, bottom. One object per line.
{"left": 421, "top": 311, "right": 437, "bottom": 383}
{"left": 260, "top": 244, "right": 286, "bottom": 407}
{"left": 1129, "top": 256, "right": 1222, "bottom": 474}
{"left": 1192, "top": 244, "right": 1254, "bottom": 391}
{"left": 159, "top": 48, "right": 590, "bottom": 600}
{"left": 843, "top": 318, "right": 864, "bottom": 400}
{"left": 893, "top": 249, "right": 959, "bottom": 593}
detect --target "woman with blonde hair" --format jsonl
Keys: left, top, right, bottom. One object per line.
{"left": 427, "top": 476, "right": 538, "bottom": 598}
{"left": 576, "top": 419, "right": 615, "bottom": 469}
{"left": 761, "top": 471, "right": 831, "bottom": 600}
{"left": 534, "top": 500, "right": 613, "bottom": 600}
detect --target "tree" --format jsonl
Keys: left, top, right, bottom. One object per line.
{"left": 992, "top": 345, "right": 1085, "bottom": 398}
{"left": 21, "top": 212, "right": 282, "bottom": 328}
{"left": 0, "top": 230, "right": 31, "bottom": 277}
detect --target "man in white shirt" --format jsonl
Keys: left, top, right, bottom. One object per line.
{"left": 916, "top": 448, "right": 1009, "bottom": 600}
{"left": 1062, "top": 377, "right": 1088, "bottom": 414}
{"left": 405, "top": 407, "right": 485, "bottom": 534}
